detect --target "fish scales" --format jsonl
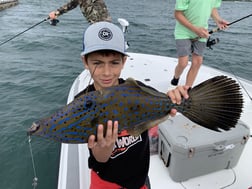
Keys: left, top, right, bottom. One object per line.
{"left": 28, "top": 76, "right": 244, "bottom": 143}
{"left": 29, "top": 79, "right": 172, "bottom": 143}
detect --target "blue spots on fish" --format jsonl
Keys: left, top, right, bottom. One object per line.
{"left": 112, "top": 109, "right": 119, "bottom": 115}
{"left": 28, "top": 76, "right": 244, "bottom": 143}
{"left": 118, "top": 101, "right": 124, "bottom": 107}
{"left": 57, "top": 117, "right": 71, "bottom": 126}
{"left": 29, "top": 78, "right": 178, "bottom": 143}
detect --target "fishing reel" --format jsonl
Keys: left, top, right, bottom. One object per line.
{"left": 49, "top": 19, "right": 59, "bottom": 26}
{"left": 206, "top": 37, "right": 219, "bottom": 50}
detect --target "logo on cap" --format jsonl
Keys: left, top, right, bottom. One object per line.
{"left": 98, "top": 28, "right": 113, "bottom": 41}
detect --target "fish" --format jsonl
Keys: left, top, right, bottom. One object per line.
{"left": 27, "top": 75, "right": 243, "bottom": 143}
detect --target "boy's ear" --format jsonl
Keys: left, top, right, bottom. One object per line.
{"left": 122, "top": 56, "right": 127, "bottom": 66}
{"left": 81, "top": 56, "right": 89, "bottom": 69}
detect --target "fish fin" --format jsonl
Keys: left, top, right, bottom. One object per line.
{"left": 127, "top": 115, "right": 170, "bottom": 136}
{"left": 125, "top": 78, "right": 167, "bottom": 98}
{"left": 179, "top": 75, "right": 243, "bottom": 131}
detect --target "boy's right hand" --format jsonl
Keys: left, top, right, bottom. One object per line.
{"left": 195, "top": 27, "right": 210, "bottom": 39}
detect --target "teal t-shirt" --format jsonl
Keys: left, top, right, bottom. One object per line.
{"left": 174, "top": 0, "right": 221, "bottom": 41}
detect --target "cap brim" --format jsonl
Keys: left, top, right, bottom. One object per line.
{"left": 81, "top": 46, "right": 129, "bottom": 56}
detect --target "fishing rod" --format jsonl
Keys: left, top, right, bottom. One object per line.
{"left": 0, "top": 17, "right": 50, "bottom": 47}
{"left": 209, "top": 13, "right": 252, "bottom": 34}
{"left": 209, "top": 13, "right": 252, "bottom": 100}
{"left": 203, "top": 13, "right": 252, "bottom": 49}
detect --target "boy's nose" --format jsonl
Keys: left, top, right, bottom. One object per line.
{"left": 103, "top": 64, "right": 111, "bottom": 75}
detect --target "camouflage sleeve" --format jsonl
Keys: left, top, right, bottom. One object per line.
{"left": 79, "top": 0, "right": 112, "bottom": 23}
{"left": 54, "top": 0, "right": 111, "bottom": 23}
{"left": 56, "top": 0, "right": 79, "bottom": 16}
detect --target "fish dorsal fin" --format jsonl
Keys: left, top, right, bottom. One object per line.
{"left": 124, "top": 78, "right": 167, "bottom": 98}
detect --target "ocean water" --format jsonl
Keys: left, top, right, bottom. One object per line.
{"left": 0, "top": 0, "right": 251, "bottom": 188}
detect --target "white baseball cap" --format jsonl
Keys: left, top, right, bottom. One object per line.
{"left": 81, "top": 21, "right": 128, "bottom": 56}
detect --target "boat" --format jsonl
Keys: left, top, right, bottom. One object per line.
{"left": 0, "top": 0, "right": 18, "bottom": 11}
{"left": 57, "top": 20, "right": 252, "bottom": 189}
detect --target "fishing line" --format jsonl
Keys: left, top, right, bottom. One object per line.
{"left": 225, "top": 63, "right": 252, "bottom": 101}
{"left": 90, "top": 65, "right": 97, "bottom": 84}
{"left": 0, "top": 17, "right": 49, "bottom": 47}
{"left": 85, "top": 65, "right": 97, "bottom": 93}
{"left": 210, "top": 13, "right": 252, "bottom": 98}
{"left": 209, "top": 13, "right": 252, "bottom": 100}
{"left": 28, "top": 136, "right": 38, "bottom": 189}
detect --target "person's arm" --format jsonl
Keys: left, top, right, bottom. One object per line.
{"left": 211, "top": 8, "right": 229, "bottom": 30}
{"left": 49, "top": 0, "right": 79, "bottom": 20}
{"left": 174, "top": 10, "right": 209, "bottom": 39}
{"left": 49, "top": 0, "right": 111, "bottom": 23}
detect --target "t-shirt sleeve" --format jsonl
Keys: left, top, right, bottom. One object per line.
{"left": 175, "top": 0, "right": 190, "bottom": 11}
{"left": 214, "top": 0, "right": 222, "bottom": 8}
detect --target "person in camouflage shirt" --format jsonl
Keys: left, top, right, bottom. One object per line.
{"left": 49, "top": 0, "right": 111, "bottom": 24}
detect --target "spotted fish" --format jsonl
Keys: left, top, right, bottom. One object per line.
{"left": 27, "top": 76, "right": 243, "bottom": 143}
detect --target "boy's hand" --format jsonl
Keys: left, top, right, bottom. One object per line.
{"left": 88, "top": 120, "right": 118, "bottom": 162}
{"left": 167, "top": 85, "right": 189, "bottom": 116}
{"left": 195, "top": 27, "right": 210, "bottom": 39}
{"left": 217, "top": 19, "right": 229, "bottom": 30}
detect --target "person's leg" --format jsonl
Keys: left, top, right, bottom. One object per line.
{"left": 185, "top": 41, "right": 205, "bottom": 87}
{"left": 171, "top": 55, "right": 189, "bottom": 85}
{"left": 171, "top": 39, "right": 191, "bottom": 86}
{"left": 185, "top": 53, "right": 203, "bottom": 87}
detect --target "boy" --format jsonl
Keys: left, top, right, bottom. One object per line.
{"left": 77, "top": 21, "right": 189, "bottom": 189}
{"left": 171, "top": 0, "right": 228, "bottom": 87}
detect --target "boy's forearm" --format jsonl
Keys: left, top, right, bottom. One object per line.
{"left": 174, "top": 10, "right": 198, "bottom": 33}
{"left": 211, "top": 8, "right": 221, "bottom": 24}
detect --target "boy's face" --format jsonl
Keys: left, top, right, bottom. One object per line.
{"left": 82, "top": 51, "right": 127, "bottom": 90}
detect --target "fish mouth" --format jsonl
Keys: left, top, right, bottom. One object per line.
{"left": 27, "top": 122, "right": 40, "bottom": 136}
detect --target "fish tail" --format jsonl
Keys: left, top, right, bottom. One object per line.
{"left": 177, "top": 75, "right": 243, "bottom": 131}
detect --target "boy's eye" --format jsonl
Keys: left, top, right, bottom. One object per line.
{"left": 93, "top": 62, "right": 101, "bottom": 65}
{"left": 111, "top": 61, "right": 120, "bottom": 65}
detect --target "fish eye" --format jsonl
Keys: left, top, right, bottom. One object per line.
{"left": 85, "top": 100, "right": 93, "bottom": 109}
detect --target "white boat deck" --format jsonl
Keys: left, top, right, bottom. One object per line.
{"left": 58, "top": 52, "right": 252, "bottom": 189}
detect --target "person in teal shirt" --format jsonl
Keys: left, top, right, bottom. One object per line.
{"left": 171, "top": 0, "right": 228, "bottom": 87}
